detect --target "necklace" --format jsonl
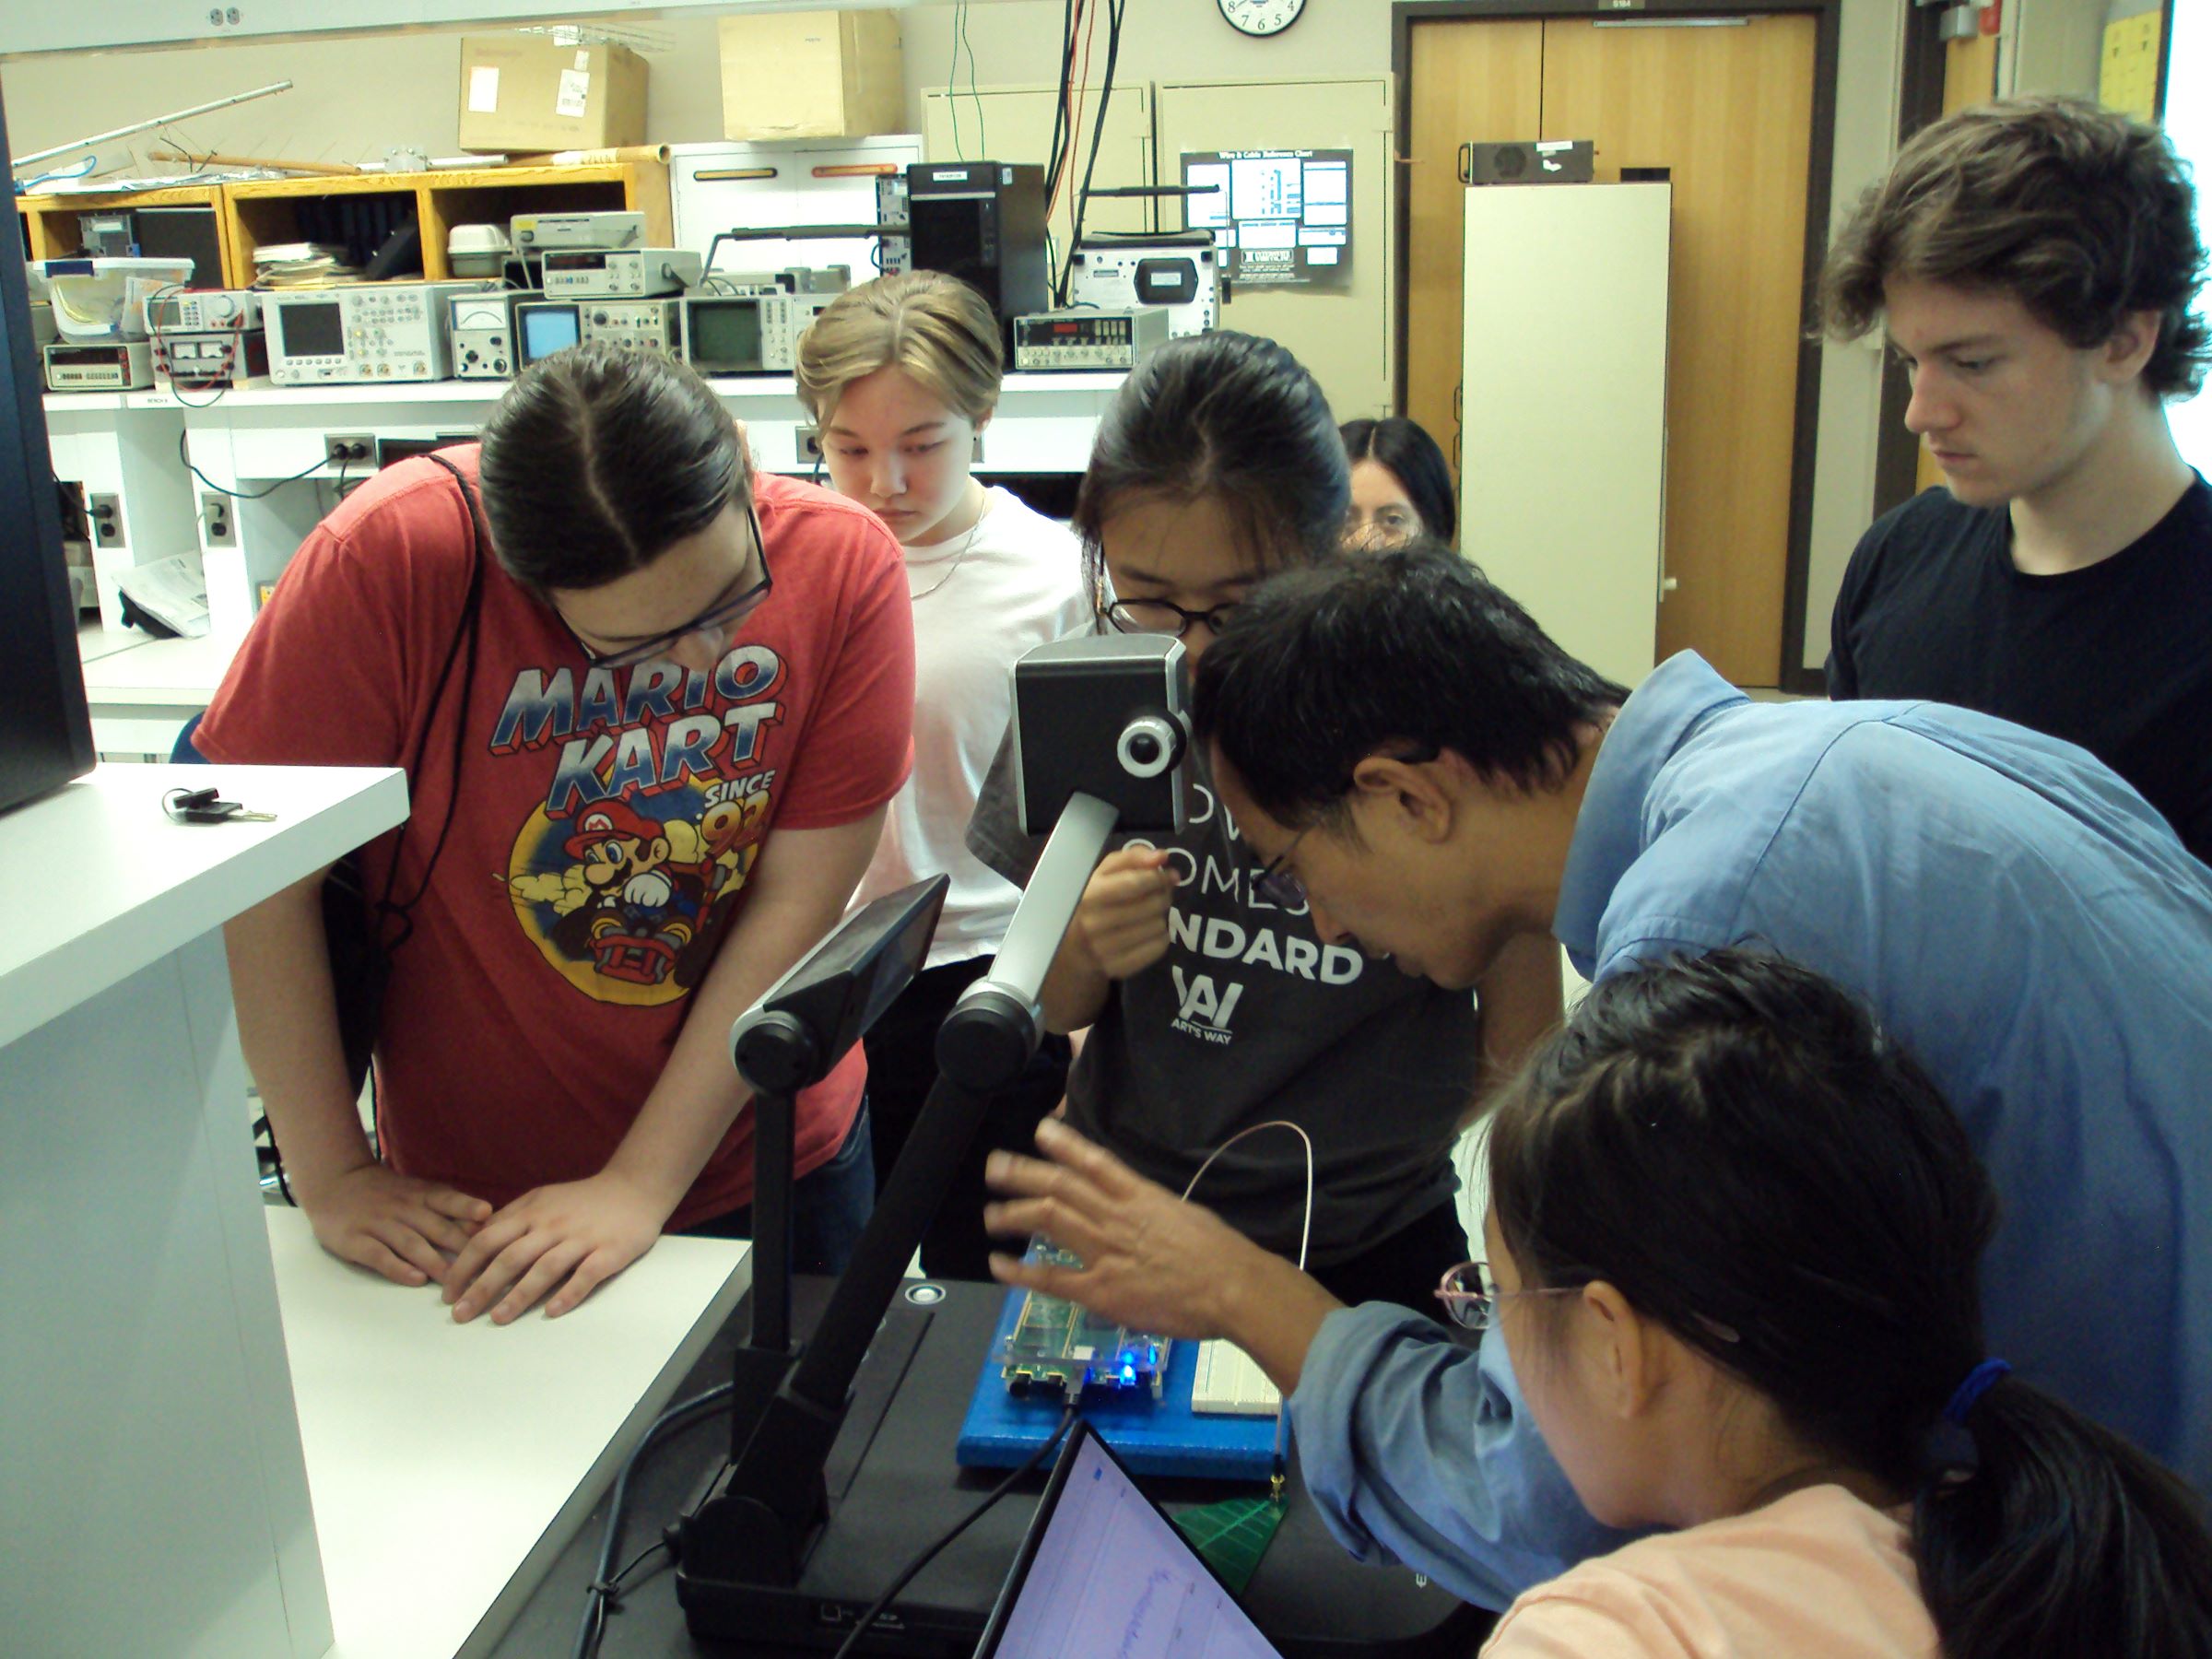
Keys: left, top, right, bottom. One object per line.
{"left": 906, "top": 500, "right": 986, "bottom": 601}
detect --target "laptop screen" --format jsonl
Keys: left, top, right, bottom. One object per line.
{"left": 977, "top": 1425, "right": 1281, "bottom": 1659}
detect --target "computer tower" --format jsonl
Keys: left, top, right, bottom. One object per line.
{"left": 0, "top": 94, "right": 96, "bottom": 813}
{"left": 905, "top": 162, "right": 1049, "bottom": 344}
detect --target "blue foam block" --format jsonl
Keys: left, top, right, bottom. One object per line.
{"left": 955, "top": 1287, "right": 1278, "bottom": 1481}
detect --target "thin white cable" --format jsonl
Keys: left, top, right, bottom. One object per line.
{"left": 1180, "top": 1118, "right": 1314, "bottom": 1273}
{"left": 1180, "top": 1119, "right": 1314, "bottom": 1477}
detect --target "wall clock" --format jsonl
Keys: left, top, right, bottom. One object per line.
{"left": 1219, "top": 0, "right": 1307, "bottom": 40}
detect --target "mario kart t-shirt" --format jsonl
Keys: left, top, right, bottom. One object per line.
{"left": 197, "top": 451, "right": 913, "bottom": 1226}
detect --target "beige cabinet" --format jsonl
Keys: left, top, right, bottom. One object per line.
{"left": 1463, "top": 182, "right": 1671, "bottom": 689}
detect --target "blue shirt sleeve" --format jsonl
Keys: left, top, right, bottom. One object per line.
{"left": 1288, "top": 1303, "right": 1637, "bottom": 1610}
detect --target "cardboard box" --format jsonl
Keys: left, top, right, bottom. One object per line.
{"left": 719, "top": 11, "right": 904, "bottom": 142}
{"left": 458, "top": 35, "right": 649, "bottom": 156}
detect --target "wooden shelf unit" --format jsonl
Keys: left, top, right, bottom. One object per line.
{"left": 223, "top": 160, "right": 671, "bottom": 285}
{"left": 17, "top": 160, "right": 669, "bottom": 288}
{"left": 16, "top": 184, "right": 233, "bottom": 281}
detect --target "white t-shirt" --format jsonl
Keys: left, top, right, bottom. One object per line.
{"left": 850, "top": 486, "right": 1090, "bottom": 968}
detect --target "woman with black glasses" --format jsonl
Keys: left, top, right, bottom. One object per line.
{"left": 199, "top": 343, "right": 915, "bottom": 1324}
{"left": 966, "top": 333, "right": 1535, "bottom": 1312}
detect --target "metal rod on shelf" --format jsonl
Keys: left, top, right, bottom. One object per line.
{"left": 14, "top": 81, "right": 296, "bottom": 171}
{"left": 151, "top": 149, "right": 361, "bottom": 178}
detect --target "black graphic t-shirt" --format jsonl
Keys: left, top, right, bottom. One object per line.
{"left": 970, "top": 741, "right": 1481, "bottom": 1266}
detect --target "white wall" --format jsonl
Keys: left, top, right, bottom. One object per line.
{"left": 899, "top": 0, "right": 1390, "bottom": 104}
{"left": 0, "top": 0, "right": 1368, "bottom": 168}
{"left": 1802, "top": 0, "right": 1907, "bottom": 676}
{"left": 0, "top": 18, "right": 732, "bottom": 169}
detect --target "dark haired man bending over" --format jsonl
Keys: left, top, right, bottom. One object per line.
{"left": 983, "top": 545, "right": 2212, "bottom": 1610}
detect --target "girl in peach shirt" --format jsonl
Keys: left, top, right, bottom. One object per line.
{"left": 1466, "top": 949, "right": 2212, "bottom": 1659}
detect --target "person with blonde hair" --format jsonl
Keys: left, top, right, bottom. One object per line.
{"left": 795, "top": 271, "right": 1088, "bottom": 1277}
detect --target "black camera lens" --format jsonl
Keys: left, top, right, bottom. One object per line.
{"left": 1114, "top": 712, "right": 1182, "bottom": 780}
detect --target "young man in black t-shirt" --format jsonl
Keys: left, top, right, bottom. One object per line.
{"left": 1821, "top": 98, "right": 2212, "bottom": 864}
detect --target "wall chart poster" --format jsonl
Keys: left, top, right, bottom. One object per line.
{"left": 1180, "top": 148, "right": 1352, "bottom": 288}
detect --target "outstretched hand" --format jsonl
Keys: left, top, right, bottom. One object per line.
{"left": 984, "top": 1118, "right": 1283, "bottom": 1343}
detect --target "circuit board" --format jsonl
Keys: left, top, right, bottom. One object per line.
{"left": 1000, "top": 1242, "right": 1172, "bottom": 1402}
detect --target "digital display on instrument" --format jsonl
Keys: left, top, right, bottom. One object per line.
{"left": 688, "top": 300, "right": 764, "bottom": 371}
{"left": 276, "top": 302, "right": 344, "bottom": 358}
{"left": 519, "top": 304, "right": 582, "bottom": 364}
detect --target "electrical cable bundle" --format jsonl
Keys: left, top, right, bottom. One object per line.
{"left": 1057, "top": 0, "right": 1129, "bottom": 304}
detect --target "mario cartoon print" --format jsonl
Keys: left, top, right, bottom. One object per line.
{"left": 555, "top": 797, "right": 707, "bottom": 985}
{"left": 666, "top": 773, "right": 774, "bottom": 992}
{"left": 497, "top": 641, "right": 790, "bottom": 1006}
{"left": 507, "top": 771, "right": 782, "bottom": 1006}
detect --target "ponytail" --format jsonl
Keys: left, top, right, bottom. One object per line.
{"left": 1915, "top": 1376, "right": 2212, "bottom": 1659}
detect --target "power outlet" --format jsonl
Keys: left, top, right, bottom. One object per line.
{"left": 201, "top": 492, "right": 237, "bottom": 548}
{"left": 86, "top": 492, "right": 123, "bottom": 548}
{"left": 324, "top": 432, "right": 375, "bottom": 467}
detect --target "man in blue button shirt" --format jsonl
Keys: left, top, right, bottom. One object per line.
{"left": 982, "top": 545, "right": 2212, "bottom": 1611}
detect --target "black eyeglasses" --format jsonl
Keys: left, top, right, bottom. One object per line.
{"left": 560, "top": 500, "right": 772, "bottom": 670}
{"left": 1240, "top": 741, "right": 1441, "bottom": 909}
{"left": 1434, "top": 1262, "right": 1581, "bottom": 1332}
{"left": 1102, "top": 596, "right": 1241, "bottom": 640}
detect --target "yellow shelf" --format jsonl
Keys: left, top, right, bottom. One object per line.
{"left": 18, "top": 160, "right": 671, "bottom": 287}
{"left": 16, "top": 183, "right": 232, "bottom": 276}
{"left": 225, "top": 159, "right": 671, "bottom": 284}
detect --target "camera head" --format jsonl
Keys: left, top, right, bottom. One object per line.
{"left": 1010, "top": 634, "right": 1189, "bottom": 839}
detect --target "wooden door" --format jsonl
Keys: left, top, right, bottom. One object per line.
{"left": 1157, "top": 76, "right": 1397, "bottom": 420}
{"left": 1406, "top": 20, "right": 1544, "bottom": 489}
{"left": 1404, "top": 13, "right": 1818, "bottom": 686}
{"left": 1540, "top": 17, "right": 1818, "bottom": 685}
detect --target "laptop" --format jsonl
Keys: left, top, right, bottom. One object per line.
{"left": 974, "top": 1420, "right": 1284, "bottom": 1659}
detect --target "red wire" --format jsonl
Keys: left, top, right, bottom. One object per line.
{"left": 1053, "top": 0, "right": 1101, "bottom": 225}
{"left": 1048, "top": 1, "right": 1082, "bottom": 221}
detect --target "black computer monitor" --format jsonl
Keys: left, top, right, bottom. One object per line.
{"left": 0, "top": 88, "right": 97, "bottom": 815}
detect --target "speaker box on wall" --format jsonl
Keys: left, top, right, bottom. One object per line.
{"left": 1459, "top": 140, "right": 1596, "bottom": 186}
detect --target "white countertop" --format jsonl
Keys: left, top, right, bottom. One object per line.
{"left": 0, "top": 762, "right": 405, "bottom": 1048}
{"left": 52, "top": 369, "right": 1130, "bottom": 412}
{"left": 76, "top": 618, "right": 154, "bottom": 664}
{"left": 77, "top": 626, "right": 239, "bottom": 703}
{"left": 269, "top": 1209, "right": 751, "bottom": 1659}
